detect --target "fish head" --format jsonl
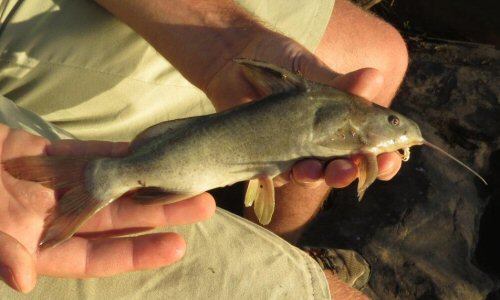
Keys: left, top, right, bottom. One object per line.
{"left": 359, "top": 105, "right": 425, "bottom": 156}
{"left": 361, "top": 105, "right": 488, "bottom": 184}
{"left": 309, "top": 93, "right": 424, "bottom": 159}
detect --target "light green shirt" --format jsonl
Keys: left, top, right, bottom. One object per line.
{"left": 0, "top": 1, "right": 334, "bottom": 299}
{"left": 0, "top": 0, "right": 334, "bottom": 141}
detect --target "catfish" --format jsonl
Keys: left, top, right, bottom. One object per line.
{"left": 2, "top": 59, "right": 486, "bottom": 248}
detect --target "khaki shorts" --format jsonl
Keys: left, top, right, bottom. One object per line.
{"left": 0, "top": 1, "right": 334, "bottom": 299}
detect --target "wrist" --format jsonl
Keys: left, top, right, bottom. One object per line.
{"left": 168, "top": 4, "right": 274, "bottom": 92}
{"left": 96, "top": 0, "right": 270, "bottom": 90}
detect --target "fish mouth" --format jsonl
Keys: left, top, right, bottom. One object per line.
{"left": 372, "top": 138, "right": 423, "bottom": 160}
{"left": 392, "top": 138, "right": 487, "bottom": 185}
{"left": 397, "top": 147, "right": 411, "bottom": 161}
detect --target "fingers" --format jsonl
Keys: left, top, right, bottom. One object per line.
{"left": 0, "top": 232, "right": 36, "bottom": 293}
{"left": 46, "top": 139, "right": 129, "bottom": 157}
{"left": 273, "top": 159, "right": 324, "bottom": 188}
{"left": 286, "top": 153, "right": 402, "bottom": 189}
{"left": 291, "top": 159, "right": 323, "bottom": 182}
{"left": 37, "top": 233, "right": 186, "bottom": 277}
{"left": 324, "top": 159, "right": 358, "bottom": 188}
{"left": 0, "top": 127, "right": 49, "bottom": 160}
{"left": 300, "top": 56, "right": 385, "bottom": 104}
{"left": 0, "top": 127, "right": 129, "bottom": 159}
{"left": 79, "top": 192, "right": 216, "bottom": 232}
{"left": 330, "top": 68, "right": 386, "bottom": 106}
{"left": 287, "top": 65, "right": 401, "bottom": 189}
{"left": 376, "top": 152, "right": 402, "bottom": 180}
{"left": 288, "top": 159, "right": 324, "bottom": 188}
{"left": 323, "top": 153, "right": 401, "bottom": 186}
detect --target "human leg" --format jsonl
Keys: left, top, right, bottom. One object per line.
{"left": 260, "top": 2, "right": 409, "bottom": 297}
{"left": 0, "top": 0, "right": 380, "bottom": 296}
{"left": 315, "top": 0, "right": 409, "bottom": 107}
{"left": 0, "top": 1, "right": 335, "bottom": 297}
{"left": 0, "top": 207, "right": 331, "bottom": 299}
{"left": 247, "top": 0, "right": 408, "bottom": 242}
{"left": 259, "top": 0, "right": 409, "bottom": 244}
{"left": 248, "top": 71, "right": 380, "bottom": 299}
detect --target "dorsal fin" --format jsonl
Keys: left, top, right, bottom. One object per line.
{"left": 234, "top": 58, "right": 307, "bottom": 96}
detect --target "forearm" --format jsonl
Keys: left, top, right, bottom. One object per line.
{"left": 275, "top": 183, "right": 332, "bottom": 244}
{"left": 246, "top": 183, "right": 332, "bottom": 244}
{"left": 95, "top": 0, "right": 269, "bottom": 91}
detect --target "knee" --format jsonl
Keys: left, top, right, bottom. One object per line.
{"left": 317, "top": 0, "right": 409, "bottom": 85}
{"left": 315, "top": 0, "right": 410, "bottom": 104}
{"left": 351, "top": 17, "right": 409, "bottom": 106}
{"left": 377, "top": 21, "right": 409, "bottom": 85}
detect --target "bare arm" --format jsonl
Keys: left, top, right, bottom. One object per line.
{"left": 95, "top": 0, "right": 269, "bottom": 96}
{"left": 95, "top": 0, "right": 401, "bottom": 230}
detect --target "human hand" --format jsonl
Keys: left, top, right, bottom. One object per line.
{"left": 95, "top": 0, "right": 401, "bottom": 191}
{"left": 0, "top": 125, "right": 215, "bottom": 293}
{"left": 204, "top": 33, "right": 402, "bottom": 190}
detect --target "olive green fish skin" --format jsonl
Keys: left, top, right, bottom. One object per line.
{"left": 59, "top": 82, "right": 483, "bottom": 246}
{"left": 86, "top": 81, "right": 423, "bottom": 201}
{"left": 4, "top": 59, "right": 481, "bottom": 247}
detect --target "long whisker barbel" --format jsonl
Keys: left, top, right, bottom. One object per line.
{"left": 423, "top": 140, "right": 488, "bottom": 185}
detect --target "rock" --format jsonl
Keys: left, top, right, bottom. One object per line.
{"left": 372, "top": 0, "right": 500, "bottom": 46}
{"left": 301, "top": 36, "right": 500, "bottom": 299}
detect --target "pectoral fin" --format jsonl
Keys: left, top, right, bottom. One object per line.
{"left": 244, "top": 177, "right": 275, "bottom": 225}
{"left": 357, "top": 153, "right": 378, "bottom": 200}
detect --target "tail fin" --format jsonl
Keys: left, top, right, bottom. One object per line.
{"left": 3, "top": 156, "right": 106, "bottom": 248}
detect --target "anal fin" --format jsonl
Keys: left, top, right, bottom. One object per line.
{"left": 244, "top": 177, "right": 275, "bottom": 225}
{"left": 41, "top": 184, "right": 109, "bottom": 248}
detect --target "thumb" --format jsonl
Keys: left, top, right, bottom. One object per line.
{"left": 0, "top": 231, "right": 36, "bottom": 293}
{"left": 298, "top": 56, "right": 385, "bottom": 104}
{"left": 329, "top": 68, "right": 386, "bottom": 104}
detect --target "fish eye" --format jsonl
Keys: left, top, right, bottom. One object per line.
{"left": 388, "top": 115, "right": 400, "bottom": 126}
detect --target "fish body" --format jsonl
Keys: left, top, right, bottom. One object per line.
{"left": 91, "top": 86, "right": 421, "bottom": 198}
{"left": 3, "top": 59, "right": 431, "bottom": 247}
